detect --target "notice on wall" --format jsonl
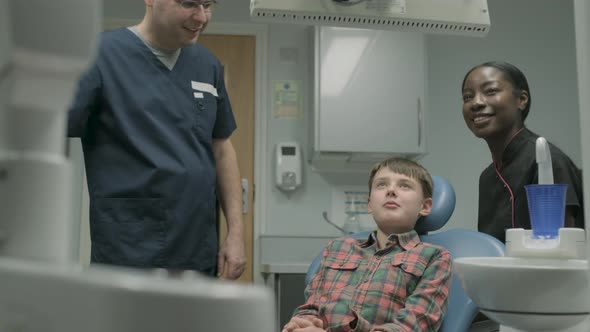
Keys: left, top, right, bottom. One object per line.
{"left": 273, "top": 80, "right": 302, "bottom": 118}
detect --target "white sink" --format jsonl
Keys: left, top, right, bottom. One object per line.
{"left": 454, "top": 257, "right": 590, "bottom": 331}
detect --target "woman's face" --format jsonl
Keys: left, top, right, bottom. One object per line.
{"left": 461, "top": 66, "right": 529, "bottom": 141}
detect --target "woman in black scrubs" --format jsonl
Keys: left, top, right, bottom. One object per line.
{"left": 461, "top": 61, "right": 584, "bottom": 243}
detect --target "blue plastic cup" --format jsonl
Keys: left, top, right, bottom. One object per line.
{"left": 525, "top": 184, "right": 567, "bottom": 239}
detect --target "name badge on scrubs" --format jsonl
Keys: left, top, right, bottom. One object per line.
{"left": 191, "top": 81, "right": 218, "bottom": 98}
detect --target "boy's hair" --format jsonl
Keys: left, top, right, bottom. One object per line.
{"left": 368, "top": 157, "right": 433, "bottom": 199}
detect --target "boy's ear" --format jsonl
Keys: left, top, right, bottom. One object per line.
{"left": 419, "top": 197, "right": 433, "bottom": 217}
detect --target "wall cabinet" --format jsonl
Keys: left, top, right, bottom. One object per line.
{"left": 311, "top": 26, "right": 427, "bottom": 170}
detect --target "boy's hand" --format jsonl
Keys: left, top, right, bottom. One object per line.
{"left": 282, "top": 317, "right": 323, "bottom": 332}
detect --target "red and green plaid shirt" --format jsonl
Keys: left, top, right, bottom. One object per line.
{"left": 294, "top": 230, "right": 452, "bottom": 332}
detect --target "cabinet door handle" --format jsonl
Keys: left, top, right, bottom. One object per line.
{"left": 417, "top": 98, "right": 422, "bottom": 147}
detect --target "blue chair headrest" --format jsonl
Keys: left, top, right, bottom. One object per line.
{"left": 414, "top": 175, "right": 456, "bottom": 234}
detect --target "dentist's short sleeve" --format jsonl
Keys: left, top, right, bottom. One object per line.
{"left": 68, "top": 64, "right": 102, "bottom": 138}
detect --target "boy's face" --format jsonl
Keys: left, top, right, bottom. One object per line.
{"left": 368, "top": 168, "right": 432, "bottom": 235}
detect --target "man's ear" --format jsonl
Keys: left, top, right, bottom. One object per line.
{"left": 419, "top": 198, "right": 433, "bottom": 217}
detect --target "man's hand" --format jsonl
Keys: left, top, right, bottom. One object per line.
{"left": 213, "top": 138, "right": 246, "bottom": 280}
{"left": 282, "top": 317, "right": 324, "bottom": 332}
{"left": 217, "top": 232, "right": 246, "bottom": 279}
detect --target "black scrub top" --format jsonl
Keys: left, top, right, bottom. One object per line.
{"left": 478, "top": 128, "right": 584, "bottom": 243}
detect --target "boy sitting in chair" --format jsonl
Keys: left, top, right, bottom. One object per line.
{"left": 283, "top": 158, "right": 452, "bottom": 332}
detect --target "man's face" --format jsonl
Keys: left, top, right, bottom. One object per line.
{"left": 368, "top": 168, "right": 432, "bottom": 235}
{"left": 151, "top": 0, "right": 214, "bottom": 49}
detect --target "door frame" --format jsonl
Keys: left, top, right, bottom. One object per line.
{"left": 103, "top": 19, "right": 269, "bottom": 284}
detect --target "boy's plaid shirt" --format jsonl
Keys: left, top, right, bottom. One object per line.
{"left": 294, "top": 230, "right": 452, "bottom": 332}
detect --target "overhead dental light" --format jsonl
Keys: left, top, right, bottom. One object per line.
{"left": 250, "top": 0, "right": 490, "bottom": 37}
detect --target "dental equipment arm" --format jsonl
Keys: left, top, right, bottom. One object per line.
{"left": 0, "top": 0, "right": 96, "bottom": 262}
{"left": 0, "top": 1, "right": 275, "bottom": 330}
{"left": 535, "top": 137, "right": 554, "bottom": 185}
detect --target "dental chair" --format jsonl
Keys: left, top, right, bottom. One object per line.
{"left": 305, "top": 176, "right": 506, "bottom": 332}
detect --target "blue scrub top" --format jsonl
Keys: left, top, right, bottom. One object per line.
{"left": 68, "top": 28, "right": 236, "bottom": 272}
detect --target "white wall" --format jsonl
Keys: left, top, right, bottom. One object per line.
{"left": 573, "top": 0, "right": 590, "bottom": 257}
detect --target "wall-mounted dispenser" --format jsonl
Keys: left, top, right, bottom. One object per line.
{"left": 275, "top": 142, "right": 302, "bottom": 191}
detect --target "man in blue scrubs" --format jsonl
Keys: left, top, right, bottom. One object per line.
{"left": 68, "top": 0, "right": 246, "bottom": 279}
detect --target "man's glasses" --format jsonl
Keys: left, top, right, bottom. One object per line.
{"left": 176, "top": 0, "right": 217, "bottom": 11}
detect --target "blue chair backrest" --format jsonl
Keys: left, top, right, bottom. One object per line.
{"left": 304, "top": 176, "right": 505, "bottom": 332}
{"left": 421, "top": 230, "right": 504, "bottom": 331}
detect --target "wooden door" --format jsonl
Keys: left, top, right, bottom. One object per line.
{"left": 199, "top": 34, "right": 256, "bottom": 283}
